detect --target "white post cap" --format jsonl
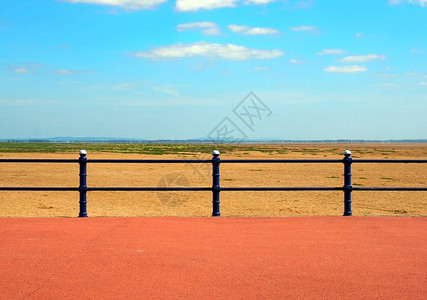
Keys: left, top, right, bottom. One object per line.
{"left": 344, "top": 150, "right": 351, "bottom": 155}
{"left": 212, "top": 150, "right": 220, "bottom": 155}
{"left": 79, "top": 150, "right": 87, "bottom": 155}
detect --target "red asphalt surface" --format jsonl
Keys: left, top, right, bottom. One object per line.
{"left": 0, "top": 217, "right": 426, "bottom": 299}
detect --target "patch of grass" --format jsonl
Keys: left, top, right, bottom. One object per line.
{"left": 358, "top": 177, "right": 367, "bottom": 180}
{"left": 301, "top": 148, "right": 320, "bottom": 154}
{"left": 353, "top": 183, "right": 364, "bottom": 186}
{"left": 250, "top": 169, "right": 262, "bottom": 171}
{"left": 378, "top": 149, "right": 396, "bottom": 153}
{"left": 277, "top": 151, "right": 288, "bottom": 154}
{"left": 0, "top": 142, "right": 244, "bottom": 156}
{"left": 352, "top": 150, "right": 365, "bottom": 154}
{"left": 326, "top": 176, "right": 339, "bottom": 179}
{"left": 381, "top": 177, "right": 396, "bottom": 181}
{"left": 258, "top": 149, "right": 275, "bottom": 153}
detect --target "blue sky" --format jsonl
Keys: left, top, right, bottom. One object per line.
{"left": 0, "top": 0, "right": 426, "bottom": 140}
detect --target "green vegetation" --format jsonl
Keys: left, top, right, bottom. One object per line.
{"left": 0, "top": 142, "right": 407, "bottom": 157}
{"left": 381, "top": 177, "right": 396, "bottom": 181}
{"left": 0, "top": 143, "right": 240, "bottom": 155}
{"left": 0, "top": 142, "right": 328, "bottom": 156}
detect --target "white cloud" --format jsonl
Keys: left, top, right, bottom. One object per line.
{"left": 62, "top": 0, "right": 167, "bottom": 10}
{"left": 151, "top": 86, "right": 180, "bottom": 96}
{"left": 389, "top": 0, "right": 427, "bottom": 6}
{"left": 228, "top": 25, "right": 246, "bottom": 33}
{"left": 317, "top": 49, "right": 345, "bottom": 55}
{"left": 13, "top": 68, "right": 30, "bottom": 73}
{"left": 253, "top": 66, "right": 269, "bottom": 71}
{"left": 405, "top": 72, "right": 421, "bottom": 76}
{"left": 175, "top": 0, "right": 276, "bottom": 11}
{"left": 405, "top": 72, "right": 427, "bottom": 77}
{"left": 177, "top": 22, "right": 221, "bottom": 35}
{"left": 56, "top": 69, "right": 75, "bottom": 74}
{"left": 133, "top": 41, "right": 284, "bottom": 61}
{"left": 341, "top": 54, "right": 386, "bottom": 63}
{"left": 175, "top": 0, "right": 237, "bottom": 11}
{"left": 323, "top": 65, "right": 367, "bottom": 73}
{"left": 289, "top": 59, "right": 304, "bottom": 64}
{"left": 289, "top": 25, "right": 316, "bottom": 32}
{"left": 55, "top": 69, "right": 95, "bottom": 75}
{"left": 228, "top": 24, "right": 279, "bottom": 35}
{"left": 355, "top": 32, "right": 363, "bottom": 38}
{"left": 421, "top": 82, "right": 427, "bottom": 85}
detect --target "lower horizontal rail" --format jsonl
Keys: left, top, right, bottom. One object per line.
{"left": 352, "top": 159, "right": 427, "bottom": 163}
{"left": 1, "top": 187, "right": 426, "bottom": 192}
{"left": 88, "top": 187, "right": 212, "bottom": 191}
{"left": 220, "top": 159, "right": 342, "bottom": 163}
{"left": 220, "top": 187, "right": 343, "bottom": 191}
{"left": 352, "top": 187, "right": 427, "bottom": 191}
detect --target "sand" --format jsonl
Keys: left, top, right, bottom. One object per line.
{"left": 0, "top": 143, "right": 425, "bottom": 217}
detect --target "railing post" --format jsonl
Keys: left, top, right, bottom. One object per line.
{"left": 343, "top": 150, "right": 352, "bottom": 216}
{"left": 78, "top": 150, "right": 88, "bottom": 217}
{"left": 212, "top": 150, "right": 221, "bottom": 217}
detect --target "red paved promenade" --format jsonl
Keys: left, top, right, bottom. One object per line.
{"left": 0, "top": 217, "right": 426, "bottom": 299}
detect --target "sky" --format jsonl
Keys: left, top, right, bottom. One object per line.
{"left": 0, "top": 0, "right": 426, "bottom": 140}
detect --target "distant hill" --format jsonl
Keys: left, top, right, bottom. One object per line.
{"left": 0, "top": 137, "right": 426, "bottom": 144}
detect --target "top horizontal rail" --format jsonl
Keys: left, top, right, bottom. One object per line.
{"left": 0, "top": 159, "right": 78, "bottom": 163}
{"left": 1, "top": 159, "right": 426, "bottom": 164}
{"left": 0, "top": 159, "right": 212, "bottom": 164}
{"left": 220, "top": 159, "right": 342, "bottom": 163}
{"left": 87, "top": 159, "right": 212, "bottom": 163}
{"left": 352, "top": 159, "right": 427, "bottom": 163}
{"left": 221, "top": 159, "right": 427, "bottom": 163}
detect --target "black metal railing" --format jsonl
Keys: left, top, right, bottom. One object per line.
{"left": 0, "top": 150, "right": 426, "bottom": 217}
